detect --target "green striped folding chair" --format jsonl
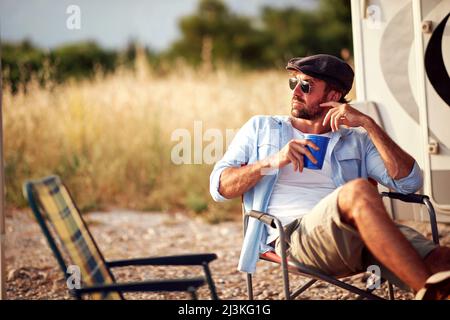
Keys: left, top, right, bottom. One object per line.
{"left": 23, "top": 175, "right": 218, "bottom": 300}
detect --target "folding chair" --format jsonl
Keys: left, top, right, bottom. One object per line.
{"left": 23, "top": 175, "right": 219, "bottom": 300}
{"left": 243, "top": 188, "right": 440, "bottom": 300}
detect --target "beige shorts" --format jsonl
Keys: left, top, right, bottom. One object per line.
{"left": 275, "top": 186, "right": 437, "bottom": 290}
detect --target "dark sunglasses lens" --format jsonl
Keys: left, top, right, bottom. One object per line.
{"left": 289, "top": 78, "right": 310, "bottom": 93}
{"left": 289, "top": 78, "right": 297, "bottom": 90}
{"left": 300, "top": 81, "right": 310, "bottom": 93}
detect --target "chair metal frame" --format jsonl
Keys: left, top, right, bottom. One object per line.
{"left": 243, "top": 191, "right": 440, "bottom": 300}
{"left": 23, "top": 175, "right": 219, "bottom": 300}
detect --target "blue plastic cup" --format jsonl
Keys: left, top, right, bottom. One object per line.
{"left": 303, "top": 135, "right": 330, "bottom": 170}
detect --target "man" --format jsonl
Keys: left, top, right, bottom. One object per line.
{"left": 210, "top": 54, "right": 450, "bottom": 299}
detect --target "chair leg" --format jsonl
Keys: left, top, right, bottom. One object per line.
{"left": 311, "top": 272, "right": 385, "bottom": 300}
{"left": 356, "top": 278, "right": 389, "bottom": 300}
{"left": 273, "top": 219, "right": 291, "bottom": 300}
{"left": 424, "top": 198, "right": 440, "bottom": 245}
{"left": 356, "top": 286, "right": 377, "bottom": 300}
{"left": 246, "top": 273, "right": 254, "bottom": 300}
{"left": 281, "top": 265, "right": 291, "bottom": 300}
{"left": 290, "top": 279, "right": 317, "bottom": 300}
{"left": 387, "top": 282, "right": 395, "bottom": 300}
{"left": 188, "top": 287, "right": 198, "bottom": 300}
{"left": 202, "top": 263, "right": 219, "bottom": 300}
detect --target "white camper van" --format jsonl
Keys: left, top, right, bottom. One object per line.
{"left": 350, "top": 0, "right": 450, "bottom": 222}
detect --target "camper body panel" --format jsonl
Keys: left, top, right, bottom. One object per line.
{"left": 351, "top": 0, "right": 450, "bottom": 222}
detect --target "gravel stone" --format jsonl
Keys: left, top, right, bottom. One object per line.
{"left": 5, "top": 209, "right": 449, "bottom": 300}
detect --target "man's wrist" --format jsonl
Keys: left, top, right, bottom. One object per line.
{"left": 361, "top": 115, "right": 376, "bottom": 131}
{"left": 257, "top": 155, "right": 279, "bottom": 176}
{"left": 259, "top": 156, "right": 274, "bottom": 170}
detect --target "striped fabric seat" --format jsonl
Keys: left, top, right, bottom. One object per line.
{"left": 23, "top": 175, "right": 121, "bottom": 300}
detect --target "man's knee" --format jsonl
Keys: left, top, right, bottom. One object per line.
{"left": 339, "top": 178, "right": 379, "bottom": 207}
{"left": 337, "top": 178, "right": 381, "bottom": 223}
{"left": 424, "top": 246, "right": 450, "bottom": 273}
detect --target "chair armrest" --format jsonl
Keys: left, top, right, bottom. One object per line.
{"left": 246, "top": 210, "right": 277, "bottom": 228}
{"left": 245, "top": 210, "right": 287, "bottom": 249}
{"left": 245, "top": 210, "right": 286, "bottom": 240}
{"left": 381, "top": 192, "right": 440, "bottom": 245}
{"left": 75, "top": 277, "right": 205, "bottom": 295}
{"left": 380, "top": 192, "right": 429, "bottom": 204}
{"left": 245, "top": 210, "right": 291, "bottom": 298}
{"left": 106, "top": 253, "right": 217, "bottom": 268}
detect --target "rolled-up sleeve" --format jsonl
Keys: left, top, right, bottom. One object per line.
{"left": 365, "top": 133, "right": 423, "bottom": 194}
{"left": 209, "top": 116, "right": 257, "bottom": 202}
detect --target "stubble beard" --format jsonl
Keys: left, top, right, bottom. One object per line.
{"left": 291, "top": 93, "right": 329, "bottom": 120}
{"left": 290, "top": 103, "right": 324, "bottom": 120}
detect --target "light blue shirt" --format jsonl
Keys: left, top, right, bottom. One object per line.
{"left": 209, "top": 115, "right": 423, "bottom": 273}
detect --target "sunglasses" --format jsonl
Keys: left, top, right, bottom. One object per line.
{"left": 289, "top": 77, "right": 311, "bottom": 94}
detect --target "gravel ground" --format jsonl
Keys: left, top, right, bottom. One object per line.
{"left": 5, "top": 208, "right": 450, "bottom": 300}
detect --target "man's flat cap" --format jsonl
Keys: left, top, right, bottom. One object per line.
{"left": 286, "top": 54, "right": 354, "bottom": 96}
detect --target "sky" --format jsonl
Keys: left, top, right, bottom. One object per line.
{"left": 0, "top": 0, "right": 317, "bottom": 52}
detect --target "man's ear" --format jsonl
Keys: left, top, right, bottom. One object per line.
{"left": 327, "top": 89, "right": 342, "bottom": 102}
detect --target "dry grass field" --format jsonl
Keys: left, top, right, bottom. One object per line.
{"left": 4, "top": 58, "right": 294, "bottom": 221}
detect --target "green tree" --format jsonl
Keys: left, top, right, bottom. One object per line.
{"left": 166, "top": 0, "right": 353, "bottom": 69}
{"left": 1, "top": 40, "right": 46, "bottom": 92}
{"left": 316, "top": 0, "right": 353, "bottom": 57}
{"left": 1, "top": 40, "right": 120, "bottom": 92}
{"left": 260, "top": 6, "right": 322, "bottom": 66}
{"left": 50, "top": 41, "right": 117, "bottom": 82}
{"left": 261, "top": 0, "right": 352, "bottom": 65}
{"left": 166, "top": 0, "right": 268, "bottom": 68}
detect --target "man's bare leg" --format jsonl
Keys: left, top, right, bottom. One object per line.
{"left": 337, "top": 178, "right": 431, "bottom": 292}
{"left": 425, "top": 247, "right": 450, "bottom": 274}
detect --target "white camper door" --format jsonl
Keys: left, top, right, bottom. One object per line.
{"left": 418, "top": 1, "right": 450, "bottom": 212}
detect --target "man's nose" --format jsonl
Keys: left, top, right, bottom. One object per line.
{"left": 293, "top": 82, "right": 305, "bottom": 97}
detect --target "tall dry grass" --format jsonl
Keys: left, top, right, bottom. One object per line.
{"left": 4, "top": 58, "right": 292, "bottom": 221}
